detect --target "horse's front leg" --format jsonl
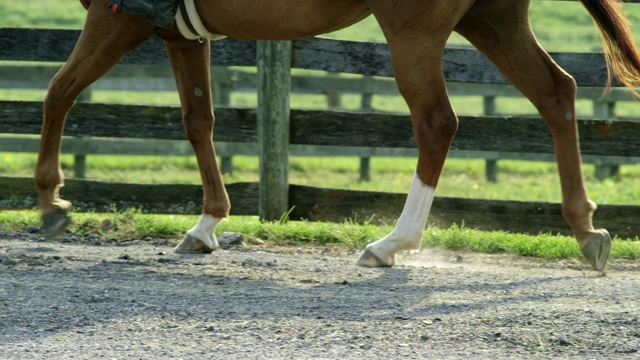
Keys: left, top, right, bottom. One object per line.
{"left": 357, "top": 0, "right": 474, "bottom": 266}
{"left": 164, "top": 39, "right": 230, "bottom": 253}
{"left": 36, "top": 0, "right": 153, "bottom": 238}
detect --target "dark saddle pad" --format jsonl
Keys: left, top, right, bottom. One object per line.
{"left": 107, "top": 0, "right": 178, "bottom": 29}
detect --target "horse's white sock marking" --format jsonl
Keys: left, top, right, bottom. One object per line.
{"left": 365, "top": 172, "right": 435, "bottom": 264}
{"left": 186, "top": 214, "right": 222, "bottom": 249}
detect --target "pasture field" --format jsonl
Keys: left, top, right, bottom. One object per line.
{"left": 2, "top": 152, "right": 640, "bottom": 205}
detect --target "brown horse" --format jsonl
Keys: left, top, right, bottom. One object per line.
{"left": 36, "top": 0, "right": 640, "bottom": 270}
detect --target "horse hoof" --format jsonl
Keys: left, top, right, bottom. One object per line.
{"left": 175, "top": 234, "right": 215, "bottom": 253}
{"left": 356, "top": 247, "right": 394, "bottom": 267}
{"left": 580, "top": 229, "right": 611, "bottom": 271}
{"left": 42, "top": 208, "right": 71, "bottom": 240}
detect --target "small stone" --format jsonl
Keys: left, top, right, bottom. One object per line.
{"left": 23, "top": 225, "right": 40, "bottom": 234}
{"left": 218, "top": 232, "right": 244, "bottom": 248}
{"left": 118, "top": 254, "right": 130, "bottom": 260}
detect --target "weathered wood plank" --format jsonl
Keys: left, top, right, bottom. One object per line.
{"left": 0, "top": 101, "right": 257, "bottom": 142}
{"left": 290, "top": 110, "right": 640, "bottom": 157}
{"left": 2, "top": 101, "right": 640, "bottom": 157}
{"left": 0, "top": 28, "right": 617, "bottom": 86}
{"left": 0, "top": 177, "right": 258, "bottom": 215}
{"left": 0, "top": 28, "right": 257, "bottom": 67}
{"left": 2, "top": 177, "right": 638, "bottom": 238}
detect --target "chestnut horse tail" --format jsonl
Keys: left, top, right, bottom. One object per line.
{"left": 580, "top": 0, "right": 640, "bottom": 96}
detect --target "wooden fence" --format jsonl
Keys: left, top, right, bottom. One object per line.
{"left": 1, "top": 27, "right": 640, "bottom": 238}
{"left": 1, "top": 62, "right": 638, "bottom": 181}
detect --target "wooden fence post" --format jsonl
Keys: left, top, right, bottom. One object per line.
{"left": 213, "top": 71, "right": 234, "bottom": 175}
{"left": 592, "top": 99, "right": 619, "bottom": 181}
{"left": 483, "top": 96, "right": 498, "bottom": 182}
{"left": 257, "top": 40, "right": 292, "bottom": 221}
{"left": 326, "top": 72, "right": 342, "bottom": 109}
{"left": 72, "top": 88, "right": 93, "bottom": 179}
{"left": 359, "top": 87, "right": 374, "bottom": 182}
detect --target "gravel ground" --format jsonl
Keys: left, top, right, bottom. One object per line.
{"left": 1, "top": 228, "right": 640, "bottom": 359}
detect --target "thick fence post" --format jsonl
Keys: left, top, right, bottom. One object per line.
{"left": 213, "top": 70, "right": 234, "bottom": 175}
{"left": 326, "top": 72, "right": 342, "bottom": 109}
{"left": 359, "top": 88, "right": 374, "bottom": 181}
{"left": 483, "top": 96, "right": 498, "bottom": 182}
{"left": 73, "top": 153, "right": 87, "bottom": 179}
{"left": 71, "top": 89, "right": 92, "bottom": 179}
{"left": 257, "top": 40, "right": 292, "bottom": 221}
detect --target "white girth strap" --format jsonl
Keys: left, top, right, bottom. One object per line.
{"left": 176, "top": 0, "right": 226, "bottom": 41}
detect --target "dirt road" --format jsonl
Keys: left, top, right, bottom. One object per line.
{"left": 1, "top": 229, "right": 639, "bottom": 359}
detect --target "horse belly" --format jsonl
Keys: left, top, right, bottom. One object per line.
{"left": 197, "top": 0, "right": 370, "bottom": 40}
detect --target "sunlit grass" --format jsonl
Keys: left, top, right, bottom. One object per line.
{"left": 2, "top": 209, "right": 639, "bottom": 260}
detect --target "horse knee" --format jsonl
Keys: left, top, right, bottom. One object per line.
{"left": 414, "top": 107, "right": 459, "bottom": 145}
{"left": 183, "top": 110, "right": 214, "bottom": 145}
{"left": 44, "top": 77, "right": 77, "bottom": 115}
{"left": 562, "top": 198, "right": 598, "bottom": 239}
{"left": 411, "top": 107, "right": 458, "bottom": 185}
{"left": 34, "top": 167, "right": 63, "bottom": 193}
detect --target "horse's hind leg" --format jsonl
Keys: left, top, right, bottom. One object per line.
{"left": 164, "top": 39, "right": 230, "bottom": 253}
{"left": 455, "top": 1, "right": 610, "bottom": 270}
{"left": 357, "top": 0, "right": 475, "bottom": 266}
{"left": 35, "top": 1, "right": 153, "bottom": 238}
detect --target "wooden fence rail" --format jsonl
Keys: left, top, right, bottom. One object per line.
{"left": 1, "top": 26, "right": 639, "bottom": 237}
{"left": 3, "top": 101, "right": 639, "bottom": 157}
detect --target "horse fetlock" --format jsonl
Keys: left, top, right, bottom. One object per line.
{"left": 563, "top": 199, "right": 598, "bottom": 238}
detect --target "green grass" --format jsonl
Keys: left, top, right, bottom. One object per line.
{"left": 1, "top": 209, "right": 639, "bottom": 261}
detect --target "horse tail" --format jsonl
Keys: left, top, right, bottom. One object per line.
{"left": 580, "top": 0, "right": 640, "bottom": 96}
